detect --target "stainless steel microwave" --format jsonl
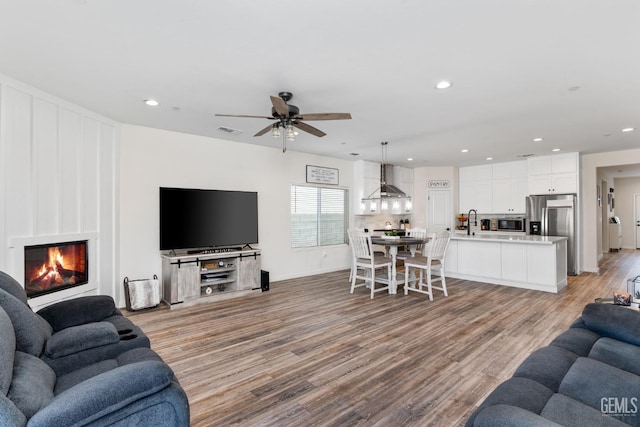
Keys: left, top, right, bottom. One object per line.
{"left": 497, "top": 218, "right": 525, "bottom": 232}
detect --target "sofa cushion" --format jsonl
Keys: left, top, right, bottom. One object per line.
{"left": 466, "top": 377, "right": 554, "bottom": 426}
{"left": 581, "top": 303, "right": 640, "bottom": 347}
{"left": 513, "top": 346, "right": 578, "bottom": 392}
{"left": 559, "top": 357, "right": 640, "bottom": 425}
{"left": 0, "top": 393, "right": 27, "bottom": 427}
{"left": 0, "top": 289, "right": 51, "bottom": 357}
{"left": 549, "top": 326, "right": 601, "bottom": 356}
{"left": 472, "top": 404, "right": 563, "bottom": 427}
{"left": 540, "top": 393, "right": 628, "bottom": 427}
{"left": 36, "top": 296, "right": 118, "bottom": 332}
{"left": 55, "top": 347, "right": 165, "bottom": 394}
{"left": 7, "top": 351, "right": 56, "bottom": 419}
{"left": 44, "top": 322, "right": 119, "bottom": 359}
{"left": 0, "top": 271, "right": 28, "bottom": 305}
{"left": 0, "top": 308, "right": 16, "bottom": 395}
{"left": 589, "top": 337, "right": 640, "bottom": 377}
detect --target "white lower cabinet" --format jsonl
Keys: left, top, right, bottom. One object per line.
{"left": 501, "top": 244, "right": 528, "bottom": 282}
{"left": 457, "top": 241, "right": 501, "bottom": 278}
{"left": 445, "top": 237, "right": 567, "bottom": 293}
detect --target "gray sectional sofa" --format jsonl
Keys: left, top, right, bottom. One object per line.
{"left": 0, "top": 271, "right": 189, "bottom": 426}
{"left": 466, "top": 303, "right": 640, "bottom": 427}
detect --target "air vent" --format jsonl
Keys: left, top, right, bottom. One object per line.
{"left": 216, "top": 126, "right": 243, "bottom": 135}
{"left": 516, "top": 153, "right": 535, "bottom": 158}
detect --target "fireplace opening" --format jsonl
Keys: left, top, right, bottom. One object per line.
{"left": 24, "top": 240, "right": 88, "bottom": 298}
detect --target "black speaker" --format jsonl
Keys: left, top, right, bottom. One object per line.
{"left": 260, "top": 270, "right": 269, "bottom": 292}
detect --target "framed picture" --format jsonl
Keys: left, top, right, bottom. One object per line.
{"left": 306, "top": 165, "right": 339, "bottom": 185}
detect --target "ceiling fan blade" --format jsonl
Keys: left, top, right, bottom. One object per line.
{"left": 215, "top": 113, "right": 274, "bottom": 119}
{"left": 297, "top": 113, "right": 352, "bottom": 121}
{"left": 293, "top": 121, "right": 326, "bottom": 137}
{"left": 254, "top": 124, "right": 273, "bottom": 137}
{"left": 270, "top": 96, "right": 289, "bottom": 117}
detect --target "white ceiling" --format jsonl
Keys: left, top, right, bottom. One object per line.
{"left": 0, "top": 0, "right": 638, "bottom": 168}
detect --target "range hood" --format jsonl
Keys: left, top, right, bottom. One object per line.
{"left": 378, "top": 164, "right": 408, "bottom": 198}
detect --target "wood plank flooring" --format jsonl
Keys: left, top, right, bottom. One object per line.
{"left": 127, "top": 250, "right": 640, "bottom": 426}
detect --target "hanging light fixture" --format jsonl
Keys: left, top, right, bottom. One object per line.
{"left": 285, "top": 121, "right": 296, "bottom": 142}
{"left": 360, "top": 141, "right": 412, "bottom": 212}
{"left": 271, "top": 123, "right": 281, "bottom": 138}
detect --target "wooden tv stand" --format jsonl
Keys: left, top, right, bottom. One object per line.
{"left": 161, "top": 248, "right": 261, "bottom": 307}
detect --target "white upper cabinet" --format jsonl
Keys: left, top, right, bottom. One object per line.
{"left": 459, "top": 160, "right": 527, "bottom": 214}
{"left": 528, "top": 153, "right": 578, "bottom": 195}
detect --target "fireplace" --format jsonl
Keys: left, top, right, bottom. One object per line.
{"left": 24, "top": 240, "right": 89, "bottom": 298}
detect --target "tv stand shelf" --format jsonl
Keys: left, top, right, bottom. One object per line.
{"left": 161, "top": 248, "right": 261, "bottom": 307}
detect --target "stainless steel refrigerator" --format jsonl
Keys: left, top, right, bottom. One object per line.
{"left": 526, "top": 194, "right": 577, "bottom": 275}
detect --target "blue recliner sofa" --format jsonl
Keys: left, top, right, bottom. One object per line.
{"left": 0, "top": 271, "right": 150, "bottom": 375}
{"left": 466, "top": 303, "right": 640, "bottom": 427}
{"left": 0, "top": 270, "right": 189, "bottom": 425}
{"left": 0, "top": 303, "right": 189, "bottom": 426}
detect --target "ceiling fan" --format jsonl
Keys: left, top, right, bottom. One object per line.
{"left": 215, "top": 91, "right": 352, "bottom": 140}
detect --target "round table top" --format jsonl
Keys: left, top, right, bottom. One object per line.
{"left": 370, "top": 236, "right": 427, "bottom": 245}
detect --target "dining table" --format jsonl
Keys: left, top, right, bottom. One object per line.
{"left": 370, "top": 235, "right": 428, "bottom": 294}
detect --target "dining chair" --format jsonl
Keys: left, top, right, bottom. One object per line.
{"left": 396, "top": 228, "right": 428, "bottom": 260}
{"left": 348, "top": 230, "right": 392, "bottom": 298}
{"left": 403, "top": 230, "right": 450, "bottom": 301}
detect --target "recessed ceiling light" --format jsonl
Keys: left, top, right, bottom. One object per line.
{"left": 622, "top": 127, "right": 635, "bottom": 132}
{"left": 144, "top": 99, "right": 159, "bottom": 106}
{"left": 407, "top": 158, "right": 414, "bottom": 161}
{"left": 461, "top": 149, "right": 469, "bottom": 153}
{"left": 435, "top": 81, "right": 452, "bottom": 90}
{"left": 533, "top": 137, "right": 543, "bottom": 142}
{"left": 552, "top": 148, "right": 561, "bottom": 152}
{"left": 486, "top": 157, "right": 493, "bottom": 161}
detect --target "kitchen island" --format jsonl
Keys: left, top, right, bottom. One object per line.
{"left": 446, "top": 234, "right": 568, "bottom": 293}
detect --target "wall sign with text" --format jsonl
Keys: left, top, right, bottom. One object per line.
{"left": 428, "top": 180, "right": 450, "bottom": 188}
{"left": 306, "top": 165, "right": 339, "bottom": 185}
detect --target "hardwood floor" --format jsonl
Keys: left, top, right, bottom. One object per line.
{"left": 127, "top": 250, "right": 640, "bottom": 426}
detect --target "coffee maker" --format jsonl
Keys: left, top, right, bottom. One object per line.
{"left": 480, "top": 219, "right": 491, "bottom": 231}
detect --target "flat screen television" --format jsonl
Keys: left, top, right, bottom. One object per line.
{"left": 159, "top": 187, "right": 258, "bottom": 251}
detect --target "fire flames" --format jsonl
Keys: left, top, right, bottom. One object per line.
{"left": 32, "top": 247, "right": 69, "bottom": 285}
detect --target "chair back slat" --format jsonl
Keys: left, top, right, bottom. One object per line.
{"left": 428, "top": 231, "right": 450, "bottom": 261}
{"left": 348, "top": 230, "right": 373, "bottom": 260}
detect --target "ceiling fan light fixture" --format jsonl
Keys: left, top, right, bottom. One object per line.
{"left": 285, "top": 122, "right": 296, "bottom": 141}
{"left": 271, "top": 123, "right": 281, "bottom": 138}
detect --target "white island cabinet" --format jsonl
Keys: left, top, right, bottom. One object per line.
{"left": 445, "top": 234, "right": 567, "bottom": 293}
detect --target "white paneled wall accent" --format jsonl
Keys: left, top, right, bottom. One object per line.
{"left": 0, "top": 75, "right": 118, "bottom": 309}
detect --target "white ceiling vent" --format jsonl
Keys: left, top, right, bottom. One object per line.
{"left": 216, "top": 126, "right": 243, "bottom": 135}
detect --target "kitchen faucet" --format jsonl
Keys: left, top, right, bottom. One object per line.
{"left": 467, "top": 209, "right": 478, "bottom": 236}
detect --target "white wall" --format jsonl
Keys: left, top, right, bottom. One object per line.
{"left": 0, "top": 74, "right": 118, "bottom": 309}
{"left": 118, "top": 124, "right": 353, "bottom": 303}
{"left": 582, "top": 148, "right": 640, "bottom": 273}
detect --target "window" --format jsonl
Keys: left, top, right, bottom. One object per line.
{"left": 291, "top": 185, "right": 348, "bottom": 248}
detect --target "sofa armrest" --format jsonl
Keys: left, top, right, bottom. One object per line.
{"left": 36, "top": 296, "right": 118, "bottom": 332}
{"left": 27, "top": 361, "right": 176, "bottom": 427}
{"left": 44, "top": 322, "right": 119, "bottom": 359}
